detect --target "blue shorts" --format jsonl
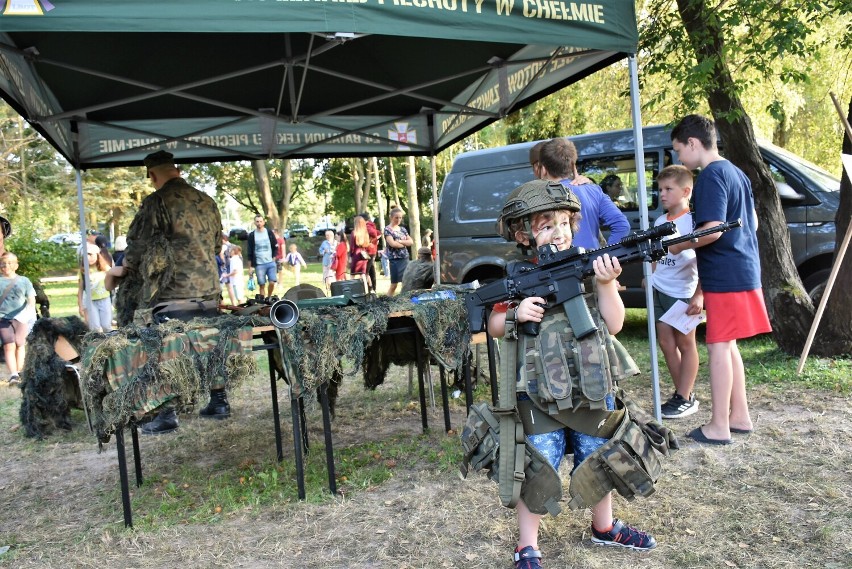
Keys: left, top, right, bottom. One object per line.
{"left": 254, "top": 261, "right": 278, "bottom": 285}
{"left": 389, "top": 258, "right": 408, "bottom": 284}
{"left": 526, "top": 393, "right": 615, "bottom": 472}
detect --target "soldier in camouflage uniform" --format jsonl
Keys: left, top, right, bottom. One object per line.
{"left": 110, "top": 150, "right": 229, "bottom": 435}
{"left": 487, "top": 180, "right": 656, "bottom": 568}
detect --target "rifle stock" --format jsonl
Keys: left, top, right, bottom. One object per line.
{"left": 465, "top": 219, "right": 742, "bottom": 334}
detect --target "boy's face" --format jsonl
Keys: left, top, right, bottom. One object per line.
{"left": 0, "top": 256, "right": 17, "bottom": 277}
{"left": 516, "top": 210, "right": 574, "bottom": 251}
{"left": 672, "top": 137, "right": 701, "bottom": 170}
{"left": 659, "top": 179, "right": 691, "bottom": 212}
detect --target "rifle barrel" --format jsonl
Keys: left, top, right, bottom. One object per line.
{"left": 662, "top": 218, "right": 742, "bottom": 248}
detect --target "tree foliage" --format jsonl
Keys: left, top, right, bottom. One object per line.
{"left": 640, "top": 0, "right": 852, "bottom": 174}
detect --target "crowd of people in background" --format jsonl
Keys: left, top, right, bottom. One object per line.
{"left": 210, "top": 210, "right": 432, "bottom": 300}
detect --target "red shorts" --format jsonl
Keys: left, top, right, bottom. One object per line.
{"left": 704, "top": 289, "right": 772, "bottom": 343}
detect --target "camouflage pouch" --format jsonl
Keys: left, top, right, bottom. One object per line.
{"left": 460, "top": 402, "right": 500, "bottom": 482}
{"left": 573, "top": 329, "right": 613, "bottom": 406}
{"left": 606, "top": 334, "right": 640, "bottom": 381}
{"left": 597, "top": 420, "right": 660, "bottom": 499}
{"left": 520, "top": 439, "right": 563, "bottom": 516}
{"left": 567, "top": 407, "right": 663, "bottom": 510}
{"left": 535, "top": 333, "right": 572, "bottom": 403}
{"left": 459, "top": 403, "right": 562, "bottom": 517}
{"left": 132, "top": 308, "right": 155, "bottom": 326}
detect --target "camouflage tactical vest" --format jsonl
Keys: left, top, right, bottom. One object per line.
{"left": 509, "top": 296, "right": 638, "bottom": 426}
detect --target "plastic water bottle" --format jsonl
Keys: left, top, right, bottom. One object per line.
{"left": 411, "top": 290, "right": 457, "bottom": 304}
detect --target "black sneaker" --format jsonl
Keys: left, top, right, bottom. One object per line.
{"left": 8, "top": 374, "right": 20, "bottom": 386}
{"left": 660, "top": 392, "right": 699, "bottom": 419}
{"left": 591, "top": 519, "right": 657, "bottom": 551}
{"left": 514, "top": 546, "right": 542, "bottom": 569}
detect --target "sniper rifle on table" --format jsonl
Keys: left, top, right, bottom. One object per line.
{"left": 465, "top": 219, "right": 742, "bottom": 338}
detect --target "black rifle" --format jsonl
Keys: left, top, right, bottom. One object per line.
{"left": 465, "top": 219, "right": 742, "bottom": 337}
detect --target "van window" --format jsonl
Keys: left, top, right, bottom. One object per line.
{"left": 765, "top": 161, "right": 809, "bottom": 203}
{"left": 577, "top": 153, "right": 660, "bottom": 212}
{"left": 457, "top": 167, "right": 532, "bottom": 222}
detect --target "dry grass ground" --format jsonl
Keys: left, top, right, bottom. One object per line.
{"left": 1, "top": 347, "right": 851, "bottom": 568}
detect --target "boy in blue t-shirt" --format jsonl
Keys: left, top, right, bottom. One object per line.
{"left": 669, "top": 114, "right": 772, "bottom": 445}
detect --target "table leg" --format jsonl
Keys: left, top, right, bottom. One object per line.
{"left": 299, "top": 397, "right": 309, "bottom": 453}
{"left": 290, "top": 397, "right": 306, "bottom": 500}
{"left": 439, "top": 367, "right": 451, "bottom": 432}
{"left": 131, "top": 424, "right": 142, "bottom": 487}
{"left": 268, "top": 352, "right": 284, "bottom": 462}
{"left": 319, "top": 382, "right": 337, "bottom": 495}
{"left": 414, "top": 329, "right": 428, "bottom": 432}
{"left": 115, "top": 425, "right": 133, "bottom": 528}
{"left": 464, "top": 351, "right": 474, "bottom": 412}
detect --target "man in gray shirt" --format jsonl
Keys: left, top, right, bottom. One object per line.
{"left": 246, "top": 214, "right": 279, "bottom": 298}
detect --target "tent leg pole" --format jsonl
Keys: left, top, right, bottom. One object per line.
{"left": 431, "top": 155, "right": 440, "bottom": 285}
{"left": 628, "top": 55, "right": 663, "bottom": 422}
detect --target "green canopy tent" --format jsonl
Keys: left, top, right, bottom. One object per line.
{"left": 0, "top": 0, "right": 637, "bottom": 165}
{"left": 0, "top": 0, "right": 667, "bottom": 421}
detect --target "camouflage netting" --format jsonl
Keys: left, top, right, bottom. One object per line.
{"left": 21, "top": 291, "right": 472, "bottom": 444}
{"left": 114, "top": 231, "right": 176, "bottom": 327}
{"left": 18, "top": 316, "right": 90, "bottom": 439}
{"left": 80, "top": 314, "right": 259, "bottom": 445}
{"left": 274, "top": 289, "right": 472, "bottom": 399}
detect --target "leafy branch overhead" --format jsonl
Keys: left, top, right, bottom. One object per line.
{"left": 640, "top": 0, "right": 850, "bottom": 123}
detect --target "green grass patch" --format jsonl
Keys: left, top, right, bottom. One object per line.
{"left": 620, "top": 308, "right": 852, "bottom": 394}
{"left": 124, "top": 428, "right": 461, "bottom": 529}
{"left": 42, "top": 281, "right": 80, "bottom": 318}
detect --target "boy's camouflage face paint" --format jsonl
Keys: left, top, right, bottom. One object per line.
{"left": 530, "top": 210, "right": 574, "bottom": 251}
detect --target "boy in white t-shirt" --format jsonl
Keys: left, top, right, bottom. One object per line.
{"left": 652, "top": 165, "right": 701, "bottom": 419}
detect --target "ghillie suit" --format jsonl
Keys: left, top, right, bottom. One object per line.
{"left": 81, "top": 314, "right": 258, "bottom": 446}
{"left": 32, "top": 279, "right": 50, "bottom": 318}
{"left": 19, "top": 317, "right": 89, "bottom": 439}
{"left": 114, "top": 231, "right": 174, "bottom": 327}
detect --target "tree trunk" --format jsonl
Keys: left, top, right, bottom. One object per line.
{"left": 814, "top": 96, "right": 852, "bottom": 354}
{"left": 677, "top": 0, "right": 814, "bottom": 355}
{"left": 406, "top": 156, "right": 422, "bottom": 252}
{"left": 278, "top": 159, "right": 293, "bottom": 230}
{"left": 353, "top": 159, "right": 366, "bottom": 215}
{"left": 388, "top": 157, "right": 401, "bottom": 208}
{"left": 252, "top": 160, "right": 280, "bottom": 230}
{"left": 371, "top": 157, "right": 387, "bottom": 246}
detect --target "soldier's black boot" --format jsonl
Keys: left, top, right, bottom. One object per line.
{"left": 199, "top": 389, "right": 231, "bottom": 420}
{"left": 139, "top": 407, "right": 179, "bottom": 435}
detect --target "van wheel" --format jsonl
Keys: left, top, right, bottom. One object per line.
{"left": 802, "top": 269, "right": 830, "bottom": 305}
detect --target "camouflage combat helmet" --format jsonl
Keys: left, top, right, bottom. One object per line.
{"left": 496, "top": 179, "right": 581, "bottom": 242}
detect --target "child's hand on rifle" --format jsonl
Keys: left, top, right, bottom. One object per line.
{"left": 593, "top": 253, "right": 622, "bottom": 285}
{"left": 516, "top": 296, "right": 546, "bottom": 324}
